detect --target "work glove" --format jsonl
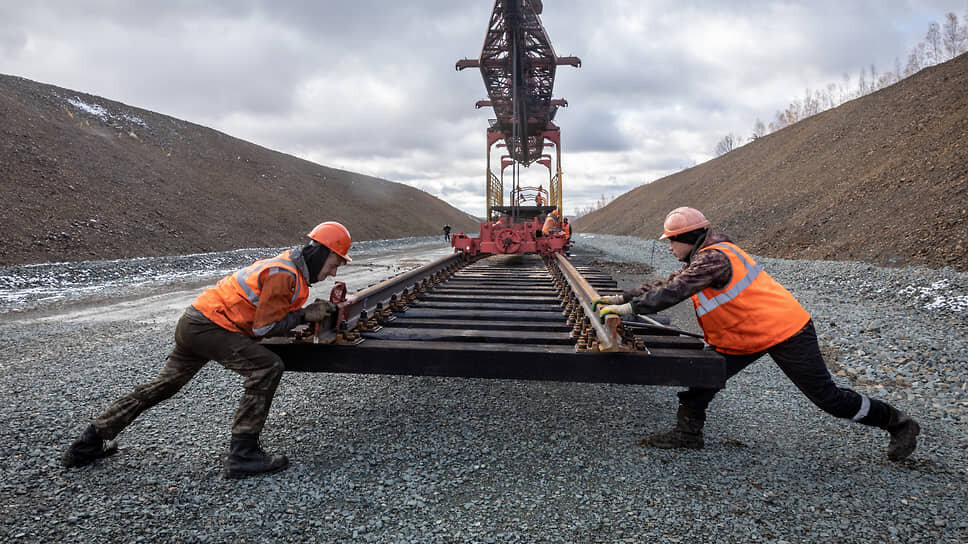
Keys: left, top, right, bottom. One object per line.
{"left": 592, "top": 294, "right": 625, "bottom": 310}
{"left": 303, "top": 300, "right": 338, "bottom": 322}
{"left": 598, "top": 302, "right": 634, "bottom": 323}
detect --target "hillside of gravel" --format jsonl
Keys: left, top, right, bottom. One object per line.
{"left": 1, "top": 236, "right": 965, "bottom": 543}
{"left": 0, "top": 74, "right": 479, "bottom": 266}
{"left": 575, "top": 53, "right": 968, "bottom": 272}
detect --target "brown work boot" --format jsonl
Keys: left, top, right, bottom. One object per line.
{"left": 223, "top": 433, "right": 289, "bottom": 479}
{"left": 61, "top": 424, "right": 119, "bottom": 468}
{"left": 645, "top": 406, "right": 705, "bottom": 450}
{"left": 883, "top": 406, "right": 920, "bottom": 461}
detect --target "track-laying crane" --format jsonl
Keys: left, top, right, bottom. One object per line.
{"left": 452, "top": 0, "right": 580, "bottom": 256}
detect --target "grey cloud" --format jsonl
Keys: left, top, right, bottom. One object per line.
{"left": 5, "top": 0, "right": 964, "bottom": 215}
{"left": 562, "top": 108, "right": 631, "bottom": 152}
{"left": 0, "top": 27, "right": 26, "bottom": 59}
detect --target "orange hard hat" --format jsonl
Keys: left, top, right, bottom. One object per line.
{"left": 551, "top": 209, "right": 560, "bottom": 217}
{"left": 307, "top": 221, "right": 352, "bottom": 262}
{"left": 660, "top": 207, "right": 710, "bottom": 239}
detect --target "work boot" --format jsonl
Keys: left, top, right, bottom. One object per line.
{"left": 223, "top": 433, "right": 289, "bottom": 479}
{"left": 644, "top": 406, "right": 705, "bottom": 450}
{"left": 882, "top": 405, "right": 920, "bottom": 461}
{"left": 61, "top": 424, "right": 119, "bottom": 468}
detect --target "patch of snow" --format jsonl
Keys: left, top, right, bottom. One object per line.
{"left": 66, "top": 97, "right": 108, "bottom": 121}
{"left": 899, "top": 279, "right": 968, "bottom": 313}
{"left": 121, "top": 112, "right": 148, "bottom": 127}
{"left": 63, "top": 95, "right": 149, "bottom": 130}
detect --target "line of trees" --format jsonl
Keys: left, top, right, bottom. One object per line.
{"left": 714, "top": 11, "right": 968, "bottom": 156}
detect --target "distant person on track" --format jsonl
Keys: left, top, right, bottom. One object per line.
{"left": 62, "top": 222, "right": 353, "bottom": 478}
{"left": 443, "top": 224, "right": 452, "bottom": 243}
{"left": 593, "top": 207, "right": 920, "bottom": 461}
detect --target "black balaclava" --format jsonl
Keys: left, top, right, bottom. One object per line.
{"left": 302, "top": 241, "right": 331, "bottom": 283}
{"left": 670, "top": 228, "right": 708, "bottom": 263}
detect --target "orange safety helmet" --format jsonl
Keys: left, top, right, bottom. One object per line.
{"left": 551, "top": 209, "right": 560, "bottom": 217}
{"left": 307, "top": 221, "right": 352, "bottom": 262}
{"left": 660, "top": 207, "right": 710, "bottom": 239}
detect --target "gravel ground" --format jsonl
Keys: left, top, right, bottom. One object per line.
{"left": 1, "top": 235, "right": 966, "bottom": 543}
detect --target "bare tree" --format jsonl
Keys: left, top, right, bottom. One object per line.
{"left": 905, "top": 43, "right": 926, "bottom": 76}
{"left": 751, "top": 118, "right": 766, "bottom": 140}
{"left": 942, "top": 12, "right": 964, "bottom": 58}
{"left": 714, "top": 133, "right": 737, "bottom": 156}
{"left": 857, "top": 66, "right": 868, "bottom": 96}
{"left": 768, "top": 110, "right": 785, "bottom": 133}
{"left": 825, "top": 83, "right": 837, "bottom": 108}
{"left": 926, "top": 22, "right": 943, "bottom": 63}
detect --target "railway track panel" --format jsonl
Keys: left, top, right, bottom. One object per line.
{"left": 265, "top": 254, "right": 725, "bottom": 388}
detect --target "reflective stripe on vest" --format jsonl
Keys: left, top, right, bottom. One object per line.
{"left": 694, "top": 246, "right": 763, "bottom": 317}
{"left": 234, "top": 258, "right": 303, "bottom": 307}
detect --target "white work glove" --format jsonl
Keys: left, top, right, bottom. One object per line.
{"left": 592, "top": 294, "right": 625, "bottom": 310}
{"left": 598, "top": 302, "right": 634, "bottom": 323}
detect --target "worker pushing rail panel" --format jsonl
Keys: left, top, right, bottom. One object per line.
{"left": 454, "top": 0, "right": 580, "bottom": 255}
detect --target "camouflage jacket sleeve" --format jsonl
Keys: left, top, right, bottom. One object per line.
{"left": 621, "top": 249, "right": 732, "bottom": 315}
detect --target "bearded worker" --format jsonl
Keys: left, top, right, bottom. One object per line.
{"left": 594, "top": 207, "right": 920, "bottom": 461}
{"left": 62, "top": 221, "right": 353, "bottom": 478}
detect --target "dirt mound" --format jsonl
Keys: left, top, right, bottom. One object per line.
{"left": 575, "top": 53, "right": 968, "bottom": 272}
{"left": 0, "top": 75, "right": 478, "bottom": 265}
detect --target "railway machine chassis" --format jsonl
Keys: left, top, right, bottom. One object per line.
{"left": 265, "top": 253, "right": 725, "bottom": 388}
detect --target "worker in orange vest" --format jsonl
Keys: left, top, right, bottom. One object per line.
{"left": 560, "top": 217, "right": 571, "bottom": 241}
{"left": 541, "top": 209, "right": 561, "bottom": 236}
{"left": 62, "top": 222, "right": 353, "bottom": 478}
{"left": 535, "top": 192, "right": 545, "bottom": 206}
{"left": 594, "top": 207, "right": 919, "bottom": 461}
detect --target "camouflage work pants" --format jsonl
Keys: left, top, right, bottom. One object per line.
{"left": 92, "top": 309, "right": 285, "bottom": 440}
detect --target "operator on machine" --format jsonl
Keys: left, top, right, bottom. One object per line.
{"left": 62, "top": 222, "right": 353, "bottom": 478}
{"left": 541, "top": 209, "right": 561, "bottom": 236}
{"left": 593, "top": 207, "right": 920, "bottom": 461}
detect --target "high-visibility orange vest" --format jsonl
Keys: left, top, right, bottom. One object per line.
{"left": 542, "top": 216, "right": 560, "bottom": 236}
{"left": 691, "top": 242, "right": 810, "bottom": 355}
{"left": 193, "top": 249, "right": 310, "bottom": 337}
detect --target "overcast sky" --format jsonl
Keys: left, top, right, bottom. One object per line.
{"left": 2, "top": 1, "right": 966, "bottom": 217}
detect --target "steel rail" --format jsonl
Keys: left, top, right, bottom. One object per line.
{"left": 551, "top": 252, "right": 632, "bottom": 352}
{"left": 285, "top": 252, "right": 470, "bottom": 345}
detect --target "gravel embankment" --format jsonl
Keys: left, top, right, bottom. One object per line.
{"left": 1, "top": 235, "right": 966, "bottom": 543}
